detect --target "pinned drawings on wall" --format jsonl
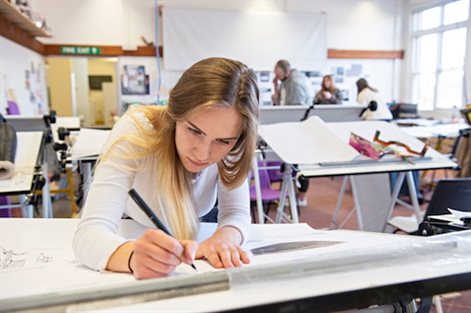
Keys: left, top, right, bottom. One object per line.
{"left": 328, "top": 64, "right": 365, "bottom": 104}
{"left": 121, "top": 65, "right": 150, "bottom": 95}
{"left": 24, "top": 61, "right": 46, "bottom": 114}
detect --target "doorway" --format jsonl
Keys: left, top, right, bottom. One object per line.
{"left": 46, "top": 57, "right": 118, "bottom": 127}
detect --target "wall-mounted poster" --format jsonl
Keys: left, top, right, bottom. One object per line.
{"left": 121, "top": 65, "right": 149, "bottom": 95}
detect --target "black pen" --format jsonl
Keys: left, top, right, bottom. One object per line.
{"left": 128, "top": 188, "right": 197, "bottom": 271}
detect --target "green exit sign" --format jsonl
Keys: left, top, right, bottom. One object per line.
{"left": 60, "top": 46, "right": 101, "bottom": 55}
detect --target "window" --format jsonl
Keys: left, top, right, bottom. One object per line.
{"left": 411, "top": 0, "right": 469, "bottom": 111}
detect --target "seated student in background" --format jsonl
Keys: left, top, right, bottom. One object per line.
{"left": 356, "top": 78, "right": 393, "bottom": 120}
{"left": 272, "top": 59, "right": 310, "bottom": 106}
{"left": 73, "top": 57, "right": 260, "bottom": 279}
{"left": 313, "top": 75, "right": 342, "bottom": 105}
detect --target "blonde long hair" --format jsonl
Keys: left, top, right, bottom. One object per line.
{"left": 104, "top": 58, "right": 259, "bottom": 240}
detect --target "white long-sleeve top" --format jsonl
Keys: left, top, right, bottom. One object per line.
{"left": 357, "top": 88, "right": 393, "bottom": 120}
{"left": 73, "top": 111, "right": 251, "bottom": 271}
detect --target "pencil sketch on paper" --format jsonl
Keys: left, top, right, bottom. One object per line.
{"left": 1, "top": 246, "right": 26, "bottom": 269}
{"left": 1, "top": 245, "right": 54, "bottom": 270}
{"left": 36, "top": 252, "right": 53, "bottom": 263}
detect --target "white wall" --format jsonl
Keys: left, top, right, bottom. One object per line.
{"left": 0, "top": 37, "right": 48, "bottom": 115}
{"left": 31, "top": 0, "right": 405, "bottom": 49}
{"left": 32, "top": 0, "right": 156, "bottom": 47}
{"left": 29, "top": 0, "right": 406, "bottom": 104}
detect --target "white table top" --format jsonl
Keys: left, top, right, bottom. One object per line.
{"left": 0, "top": 131, "right": 43, "bottom": 194}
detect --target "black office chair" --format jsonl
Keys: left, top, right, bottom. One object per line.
{"left": 415, "top": 178, "right": 471, "bottom": 236}
{"left": 388, "top": 178, "right": 471, "bottom": 234}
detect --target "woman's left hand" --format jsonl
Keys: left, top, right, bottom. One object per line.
{"left": 195, "top": 226, "right": 251, "bottom": 269}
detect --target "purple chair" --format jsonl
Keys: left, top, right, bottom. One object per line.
{"left": 0, "top": 196, "right": 11, "bottom": 217}
{"left": 6, "top": 100, "right": 20, "bottom": 115}
{"left": 266, "top": 161, "right": 283, "bottom": 183}
{"left": 250, "top": 161, "right": 287, "bottom": 223}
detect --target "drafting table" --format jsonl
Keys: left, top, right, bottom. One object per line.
{"left": 1, "top": 218, "right": 470, "bottom": 313}
{"left": 305, "top": 121, "right": 456, "bottom": 232}
{"left": 259, "top": 104, "right": 365, "bottom": 124}
{"left": 3, "top": 115, "right": 58, "bottom": 217}
{"left": 259, "top": 119, "right": 457, "bottom": 231}
{"left": 0, "top": 132, "right": 50, "bottom": 217}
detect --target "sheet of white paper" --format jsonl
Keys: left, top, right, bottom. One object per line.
{"left": 70, "top": 128, "right": 111, "bottom": 159}
{"left": 0, "top": 220, "right": 222, "bottom": 300}
{"left": 427, "top": 214, "right": 463, "bottom": 225}
{"left": 448, "top": 208, "right": 471, "bottom": 219}
{"left": 258, "top": 116, "right": 358, "bottom": 164}
{"left": 0, "top": 219, "right": 414, "bottom": 301}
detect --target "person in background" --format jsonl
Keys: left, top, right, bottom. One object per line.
{"left": 313, "top": 75, "right": 342, "bottom": 105}
{"left": 272, "top": 59, "right": 310, "bottom": 106}
{"left": 271, "top": 59, "right": 311, "bottom": 206}
{"left": 356, "top": 78, "right": 393, "bottom": 120}
{"left": 73, "top": 57, "right": 259, "bottom": 279}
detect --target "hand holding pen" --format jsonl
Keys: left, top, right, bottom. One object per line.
{"left": 128, "top": 189, "right": 198, "bottom": 279}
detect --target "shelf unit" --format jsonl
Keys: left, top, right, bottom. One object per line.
{"left": 0, "top": 0, "right": 50, "bottom": 37}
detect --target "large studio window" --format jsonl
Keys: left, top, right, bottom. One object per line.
{"left": 411, "top": 0, "right": 469, "bottom": 111}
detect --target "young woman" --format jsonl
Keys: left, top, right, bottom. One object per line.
{"left": 313, "top": 75, "right": 342, "bottom": 105}
{"left": 73, "top": 57, "right": 260, "bottom": 279}
{"left": 356, "top": 78, "right": 392, "bottom": 120}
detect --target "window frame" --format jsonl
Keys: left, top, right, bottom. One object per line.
{"left": 409, "top": 0, "right": 470, "bottom": 114}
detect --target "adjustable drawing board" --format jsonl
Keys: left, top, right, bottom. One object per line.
{"left": 0, "top": 131, "right": 43, "bottom": 194}
{"left": 4, "top": 115, "right": 48, "bottom": 132}
{"left": 70, "top": 128, "right": 111, "bottom": 159}
{"left": 258, "top": 116, "right": 359, "bottom": 164}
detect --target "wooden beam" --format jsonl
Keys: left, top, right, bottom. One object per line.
{"left": 328, "top": 49, "right": 404, "bottom": 59}
{"left": 44, "top": 44, "right": 163, "bottom": 57}
{"left": 0, "top": 14, "right": 45, "bottom": 54}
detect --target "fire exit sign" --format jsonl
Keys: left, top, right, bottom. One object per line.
{"left": 60, "top": 46, "right": 101, "bottom": 55}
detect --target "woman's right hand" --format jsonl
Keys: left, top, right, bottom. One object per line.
{"left": 130, "top": 229, "right": 198, "bottom": 279}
